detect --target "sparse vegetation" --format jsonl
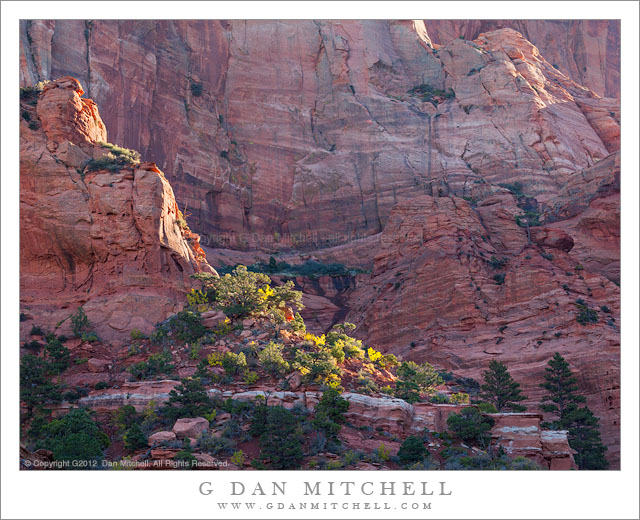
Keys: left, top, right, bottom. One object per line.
{"left": 575, "top": 299, "right": 599, "bottom": 325}
{"left": 407, "top": 83, "right": 455, "bottom": 104}
{"left": 128, "top": 351, "right": 176, "bottom": 381}
{"left": 216, "top": 259, "right": 367, "bottom": 278}
{"left": 86, "top": 142, "right": 141, "bottom": 172}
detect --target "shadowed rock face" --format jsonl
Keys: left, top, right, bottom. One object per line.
{"left": 20, "top": 22, "right": 619, "bottom": 248}
{"left": 20, "top": 77, "right": 215, "bottom": 341}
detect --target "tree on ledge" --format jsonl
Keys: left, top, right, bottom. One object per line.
{"left": 539, "top": 353, "right": 608, "bottom": 470}
{"left": 480, "top": 360, "right": 527, "bottom": 412}
{"left": 539, "top": 352, "right": 586, "bottom": 427}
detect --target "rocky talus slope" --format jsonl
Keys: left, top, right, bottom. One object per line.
{"left": 20, "top": 77, "right": 215, "bottom": 341}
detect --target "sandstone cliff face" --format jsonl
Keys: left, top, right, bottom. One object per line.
{"left": 20, "top": 22, "right": 619, "bottom": 247}
{"left": 20, "top": 77, "right": 214, "bottom": 341}
{"left": 423, "top": 20, "right": 620, "bottom": 99}
{"left": 345, "top": 159, "right": 620, "bottom": 465}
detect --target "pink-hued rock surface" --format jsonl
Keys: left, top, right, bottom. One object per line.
{"left": 20, "top": 22, "right": 619, "bottom": 248}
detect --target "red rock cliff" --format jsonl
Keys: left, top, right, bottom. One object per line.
{"left": 20, "top": 77, "right": 215, "bottom": 341}
{"left": 19, "top": 22, "right": 619, "bottom": 247}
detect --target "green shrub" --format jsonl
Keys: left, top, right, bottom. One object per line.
{"left": 475, "top": 402, "right": 498, "bottom": 413}
{"left": 243, "top": 370, "right": 259, "bottom": 385}
{"left": 258, "top": 406, "right": 305, "bottom": 469}
{"left": 375, "top": 442, "right": 391, "bottom": 461}
{"left": 379, "top": 353, "right": 399, "bottom": 369}
{"left": 488, "top": 255, "right": 508, "bottom": 269}
{"left": 150, "top": 310, "right": 206, "bottom": 346}
{"left": 355, "top": 370, "right": 378, "bottom": 395}
{"left": 70, "top": 307, "right": 93, "bottom": 338}
{"left": 163, "top": 378, "right": 215, "bottom": 421}
{"left": 257, "top": 342, "right": 290, "bottom": 377}
{"left": 44, "top": 335, "right": 70, "bottom": 375}
{"left": 325, "top": 323, "right": 364, "bottom": 359}
{"left": 397, "top": 435, "right": 428, "bottom": 466}
{"left": 450, "top": 392, "right": 470, "bottom": 404}
{"left": 113, "top": 404, "right": 139, "bottom": 432}
{"left": 290, "top": 312, "right": 306, "bottom": 334}
{"left": 20, "top": 355, "right": 61, "bottom": 415}
{"left": 86, "top": 142, "right": 141, "bottom": 172}
{"left": 493, "top": 273, "right": 506, "bottom": 285}
{"left": 190, "top": 81, "right": 203, "bottom": 97}
{"left": 446, "top": 407, "right": 495, "bottom": 448}
{"left": 30, "top": 325, "right": 45, "bottom": 336}
{"left": 22, "top": 339, "right": 44, "bottom": 351}
{"left": 221, "top": 352, "right": 247, "bottom": 376}
{"left": 130, "top": 329, "right": 147, "bottom": 340}
{"left": 395, "top": 379, "right": 421, "bottom": 403}
{"left": 20, "top": 81, "right": 49, "bottom": 107}
{"left": 124, "top": 423, "right": 148, "bottom": 451}
{"left": 429, "top": 393, "right": 450, "bottom": 404}
{"left": 94, "top": 381, "right": 109, "bottom": 390}
{"left": 396, "top": 360, "right": 443, "bottom": 396}
{"left": 217, "top": 259, "right": 367, "bottom": 278}
{"left": 33, "top": 409, "right": 109, "bottom": 466}
{"left": 196, "top": 431, "right": 235, "bottom": 455}
{"left": 212, "top": 265, "right": 303, "bottom": 320}
{"left": 128, "top": 351, "right": 175, "bottom": 380}
{"left": 311, "top": 388, "right": 349, "bottom": 444}
{"left": 174, "top": 450, "right": 196, "bottom": 469}
{"left": 575, "top": 301, "right": 599, "bottom": 325}
{"left": 407, "top": 84, "right": 455, "bottom": 104}
{"left": 292, "top": 348, "right": 340, "bottom": 384}
{"left": 230, "top": 450, "right": 245, "bottom": 466}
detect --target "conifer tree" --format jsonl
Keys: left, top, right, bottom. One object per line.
{"left": 258, "top": 406, "right": 304, "bottom": 469}
{"left": 124, "top": 423, "right": 148, "bottom": 452}
{"left": 539, "top": 352, "right": 586, "bottom": 428}
{"left": 539, "top": 353, "right": 608, "bottom": 469}
{"left": 480, "top": 360, "right": 527, "bottom": 412}
{"left": 562, "top": 406, "right": 609, "bottom": 470}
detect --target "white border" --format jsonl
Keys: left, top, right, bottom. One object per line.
{"left": 2, "top": 2, "right": 638, "bottom": 519}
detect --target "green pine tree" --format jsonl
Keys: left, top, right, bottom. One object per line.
{"left": 480, "top": 360, "right": 527, "bottom": 412}
{"left": 539, "top": 353, "right": 608, "bottom": 470}
{"left": 539, "top": 352, "right": 586, "bottom": 428}
{"left": 258, "top": 406, "right": 304, "bottom": 469}
{"left": 163, "top": 378, "right": 214, "bottom": 421}
{"left": 562, "top": 405, "right": 609, "bottom": 470}
{"left": 311, "top": 388, "right": 349, "bottom": 443}
{"left": 124, "top": 423, "right": 148, "bottom": 452}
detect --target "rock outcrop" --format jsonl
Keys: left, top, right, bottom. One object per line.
{"left": 19, "top": 22, "right": 619, "bottom": 247}
{"left": 423, "top": 20, "right": 620, "bottom": 99}
{"left": 20, "top": 77, "right": 215, "bottom": 341}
